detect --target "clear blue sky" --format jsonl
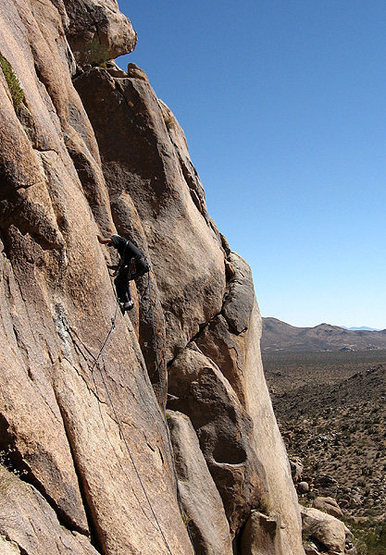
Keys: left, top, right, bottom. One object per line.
{"left": 117, "top": 1, "right": 386, "bottom": 329}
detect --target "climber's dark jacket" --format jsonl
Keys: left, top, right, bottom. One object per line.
{"left": 110, "top": 235, "right": 149, "bottom": 310}
{"left": 110, "top": 234, "right": 149, "bottom": 277}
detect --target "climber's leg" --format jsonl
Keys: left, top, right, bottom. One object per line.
{"left": 114, "top": 272, "right": 134, "bottom": 313}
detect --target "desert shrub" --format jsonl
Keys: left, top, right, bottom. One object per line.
{"left": 163, "top": 113, "right": 174, "bottom": 130}
{"left": 349, "top": 518, "right": 386, "bottom": 555}
{"left": 258, "top": 491, "right": 274, "bottom": 515}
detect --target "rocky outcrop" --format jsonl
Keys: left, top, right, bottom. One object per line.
{"left": 167, "top": 410, "right": 233, "bottom": 554}
{"left": 290, "top": 457, "right": 304, "bottom": 483}
{"left": 0, "top": 2, "right": 191, "bottom": 553}
{"left": 301, "top": 506, "right": 353, "bottom": 555}
{"left": 0, "top": 464, "right": 99, "bottom": 554}
{"left": 73, "top": 66, "right": 226, "bottom": 363}
{"left": 167, "top": 345, "right": 264, "bottom": 535}
{"left": 0, "top": 0, "right": 304, "bottom": 553}
{"left": 63, "top": 0, "right": 137, "bottom": 66}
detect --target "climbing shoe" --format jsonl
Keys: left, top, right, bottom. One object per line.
{"left": 123, "top": 300, "right": 134, "bottom": 312}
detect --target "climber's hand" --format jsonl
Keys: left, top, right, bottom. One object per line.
{"left": 97, "top": 235, "right": 111, "bottom": 245}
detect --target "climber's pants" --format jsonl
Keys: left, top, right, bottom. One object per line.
{"left": 114, "top": 271, "right": 132, "bottom": 305}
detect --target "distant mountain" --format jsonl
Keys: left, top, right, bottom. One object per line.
{"left": 343, "top": 326, "right": 381, "bottom": 331}
{"left": 261, "top": 317, "right": 386, "bottom": 352}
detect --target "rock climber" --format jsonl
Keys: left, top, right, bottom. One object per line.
{"left": 97, "top": 234, "right": 150, "bottom": 313}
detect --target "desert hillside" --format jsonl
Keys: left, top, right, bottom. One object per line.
{"left": 265, "top": 347, "right": 385, "bottom": 554}
{"left": 263, "top": 348, "right": 386, "bottom": 394}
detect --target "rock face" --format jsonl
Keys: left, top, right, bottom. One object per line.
{"left": 0, "top": 1, "right": 303, "bottom": 553}
{"left": 167, "top": 345, "right": 264, "bottom": 536}
{"left": 73, "top": 65, "right": 226, "bottom": 363}
{"left": 0, "top": 464, "right": 99, "bottom": 554}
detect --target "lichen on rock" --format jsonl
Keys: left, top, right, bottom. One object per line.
{"left": 0, "top": 53, "right": 24, "bottom": 108}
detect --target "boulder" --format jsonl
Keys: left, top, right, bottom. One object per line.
{"left": 315, "top": 474, "right": 339, "bottom": 496}
{"left": 298, "top": 481, "right": 310, "bottom": 494}
{"left": 304, "top": 545, "right": 320, "bottom": 555}
{"left": 63, "top": 0, "right": 137, "bottom": 65}
{"left": 290, "top": 458, "right": 304, "bottom": 483}
{"left": 312, "top": 497, "right": 343, "bottom": 519}
{"left": 167, "top": 410, "right": 233, "bottom": 554}
{"left": 301, "top": 506, "right": 352, "bottom": 555}
{"left": 240, "top": 511, "right": 285, "bottom": 555}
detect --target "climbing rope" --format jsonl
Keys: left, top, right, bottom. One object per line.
{"left": 64, "top": 283, "right": 174, "bottom": 554}
{"left": 92, "top": 352, "right": 174, "bottom": 555}
{"left": 89, "top": 300, "right": 119, "bottom": 373}
{"left": 64, "top": 318, "right": 161, "bottom": 533}
{"left": 93, "top": 281, "right": 175, "bottom": 554}
{"left": 65, "top": 267, "right": 194, "bottom": 553}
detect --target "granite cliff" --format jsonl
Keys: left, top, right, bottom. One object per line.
{"left": 0, "top": 1, "right": 304, "bottom": 553}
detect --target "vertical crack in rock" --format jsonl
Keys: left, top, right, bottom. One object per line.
{"left": 0, "top": 534, "right": 28, "bottom": 555}
{"left": 53, "top": 387, "right": 102, "bottom": 552}
{"left": 0, "top": 412, "right": 87, "bottom": 536}
{"left": 108, "top": 191, "right": 168, "bottom": 407}
{"left": 174, "top": 250, "right": 253, "bottom": 407}
{"left": 166, "top": 410, "right": 233, "bottom": 553}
